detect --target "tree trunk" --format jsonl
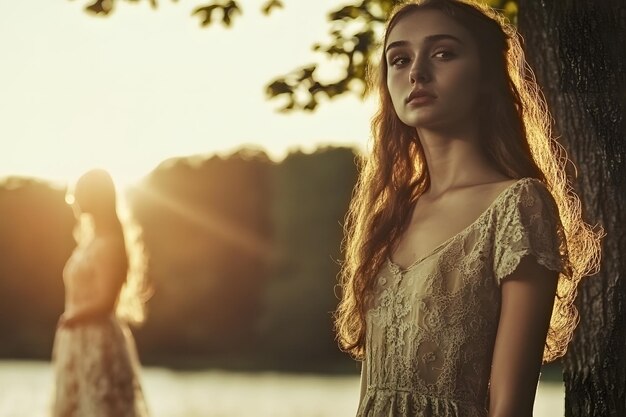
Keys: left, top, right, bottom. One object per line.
{"left": 518, "top": 1, "right": 626, "bottom": 416}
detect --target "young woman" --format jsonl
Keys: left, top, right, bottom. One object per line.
{"left": 52, "top": 169, "right": 149, "bottom": 417}
{"left": 335, "top": 1, "right": 602, "bottom": 416}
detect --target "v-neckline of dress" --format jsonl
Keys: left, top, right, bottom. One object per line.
{"left": 388, "top": 178, "right": 531, "bottom": 274}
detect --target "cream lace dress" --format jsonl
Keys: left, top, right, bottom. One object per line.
{"left": 357, "top": 178, "right": 566, "bottom": 417}
{"left": 52, "top": 241, "right": 148, "bottom": 417}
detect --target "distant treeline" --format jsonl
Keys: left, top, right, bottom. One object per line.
{"left": 0, "top": 147, "right": 359, "bottom": 372}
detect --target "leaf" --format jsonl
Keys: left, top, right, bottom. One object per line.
{"left": 85, "top": 0, "right": 113, "bottom": 15}
{"left": 261, "top": 0, "right": 283, "bottom": 15}
{"left": 192, "top": 5, "right": 218, "bottom": 27}
{"left": 329, "top": 5, "right": 366, "bottom": 21}
{"left": 303, "top": 100, "right": 318, "bottom": 111}
{"left": 308, "top": 82, "right": 323, "bottom": 95}
{"left": 222, "top": 1, "right": 241, "bottom": 27}
{"left": 299, "top": 66, "right": 316, "bottom": 81}
{"left": 266, "top": 80, "right": 293, "bottom": 97}
{"left": 192, "top": 1, "right": 241, "bottom": 28}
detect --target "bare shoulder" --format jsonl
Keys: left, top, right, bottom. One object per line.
{"left": 445, "top": 178, "right": 519, "bottom": 211}
{"left": 478, "top": 178, "right": 520, "bottom": 201}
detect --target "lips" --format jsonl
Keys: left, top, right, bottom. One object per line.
{"left": 406, "top": 89, "right": 436, "bottom": 104}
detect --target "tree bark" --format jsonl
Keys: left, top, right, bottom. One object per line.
{"left": 518, "top": 1, "right": 626, "bottom": 416}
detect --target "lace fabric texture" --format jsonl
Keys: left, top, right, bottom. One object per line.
{"left": 357, "top": 178, "right": 566, "bottom": 417}
{"left": 52, "top": 242, "right": 148, "bottom": 417}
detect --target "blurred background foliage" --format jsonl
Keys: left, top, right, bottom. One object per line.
{"left": 0, "top": 147, "right": 358, "bottom": 371}
{"left": 71, "top": 0, "right": 517, "bottom": 111}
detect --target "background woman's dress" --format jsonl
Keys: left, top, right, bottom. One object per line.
{"left": 52, "top": 242, "right": 148, "bottom": 417}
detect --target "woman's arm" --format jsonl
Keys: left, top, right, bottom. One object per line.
{"left": 59, "top": 242, "right": 126, "bottom": 328}
{"left": 488, "top": 256, "right": 558, "bottom": 417}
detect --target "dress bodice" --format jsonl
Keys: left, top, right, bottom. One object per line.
{"left": 358, "top": 178, "right": 567, "bottom": 417}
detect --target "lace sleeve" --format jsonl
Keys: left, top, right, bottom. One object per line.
{"left": 493, "top": 179, "right": 567, "bottom": 284}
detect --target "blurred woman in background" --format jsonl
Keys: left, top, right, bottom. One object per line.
{"left": 52, "top": 168, "right": 149, "bottom": 417}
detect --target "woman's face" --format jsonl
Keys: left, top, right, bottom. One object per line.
{"left": 385, "top": 9, "right": 483, "bottom": 132}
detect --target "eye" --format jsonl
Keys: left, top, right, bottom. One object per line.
{"left": 392, "top": 56, "right": 407, "bottom": 66}
{"left": 432, "top": 50, "right": 456, "bottom": 60}
{"left": 389, "top": 55, "right": 410, "bottom": 68}
{"left": 391, "top": 56, "right": 409, "bottom": 67}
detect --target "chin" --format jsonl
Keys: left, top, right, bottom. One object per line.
{"left": 400, "top": 113, "right": 441, "bottom": 129}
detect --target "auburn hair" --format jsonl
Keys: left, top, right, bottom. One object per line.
{"left": 335, "top": 0, "right": 602, "bottom": 363}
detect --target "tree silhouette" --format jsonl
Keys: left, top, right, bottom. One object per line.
{"left": 519, "top": 1, "right": 626, "bottom": 415}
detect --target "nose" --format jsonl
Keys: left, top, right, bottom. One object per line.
{"left": 409, "top": 58, "right": 430, "bottom": 84}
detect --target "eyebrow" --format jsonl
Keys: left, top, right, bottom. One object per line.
{"left": 385, "top": 34, "right": 464, "bottom": 54}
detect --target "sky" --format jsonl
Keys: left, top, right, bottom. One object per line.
{"left": 0, "top": 0, "right": 377, "bottom": 188}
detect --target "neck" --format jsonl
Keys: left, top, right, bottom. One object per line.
{"left": 416, "top": 125, "right": 506, "bottom": 197}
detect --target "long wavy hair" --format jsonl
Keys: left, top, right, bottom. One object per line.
{"left": 69, "top": 169, "right": 150, "bottom": 326}
{"left": 335, "top": 0, "right": 602, "bottom": 363}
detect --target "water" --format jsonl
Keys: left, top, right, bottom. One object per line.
{"left": 0, "top": 360, "right": 564, "bottom": 417}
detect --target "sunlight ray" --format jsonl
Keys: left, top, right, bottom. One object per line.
{"left": 131, "top": 181, "right": 274, "bottom": 261}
